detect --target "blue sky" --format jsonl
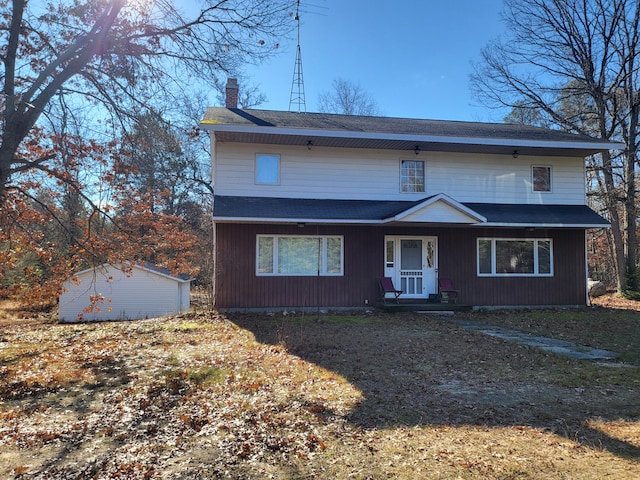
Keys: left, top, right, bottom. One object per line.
{"left": 242, "top": 0, "right": 507, "bottom": 121}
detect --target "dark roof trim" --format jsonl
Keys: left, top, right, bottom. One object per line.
{"left": 212, "top": 196, "right": 610, "bottom": 229}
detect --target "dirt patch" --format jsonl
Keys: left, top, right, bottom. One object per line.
{"left": 1, "top": 302, "right": 639, "bottom": 479}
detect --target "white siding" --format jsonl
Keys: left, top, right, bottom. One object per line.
{"left": 59, "top": 265, "right": 190, "bottom": 322}
{"left": 213, "top": 143, "right": 587, "bottom": 205}
{"left": 179, "top": 282, "right": 191, "bottom": 312}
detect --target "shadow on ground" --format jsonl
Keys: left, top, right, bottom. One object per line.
{"left": 230, "top": 312, "right": 640, "bottom": 462}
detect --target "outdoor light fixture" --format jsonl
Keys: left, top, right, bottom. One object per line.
{"left": 512, "top": 150, "right": 519, "bottom": 158}
{"left": 298, "top": 222, "right": 306, "bottom": 228}
{"left": 307, "top": 140, "right": 313, "bottom": 150}
{"left": 414, "top": 145, "right": 420, "bottom": 155}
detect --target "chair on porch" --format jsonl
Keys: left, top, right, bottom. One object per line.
{"left": 379, "top": 277, "right": 402, "bottom": 304}
{"left": 438, "top": 278, "right": 459, "bottom": 304}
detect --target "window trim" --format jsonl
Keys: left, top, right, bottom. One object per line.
{"left": 532, "top": 165, "right": 552, "bottom": 193}
{"left": 400, "top": 158, "right": 425, "bottom": 193}
{"left": 255, "top": 153, "right": 280, "bottom": 185}
{"left": 477, "top": 237, "right": 554, "bottom": 277}
{"left": 256, "top": 235, "right": 344, "bottom": 277}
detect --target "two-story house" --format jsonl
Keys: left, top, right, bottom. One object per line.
{"left": 201, "top": 80, "right": 618, "bottom": 311}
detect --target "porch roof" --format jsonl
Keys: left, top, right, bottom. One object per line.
{"left": 212, "top": 195, "right": 610, "bottom": 228}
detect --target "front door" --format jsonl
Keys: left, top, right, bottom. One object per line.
{"left": 384, "top": 236, "right": 437, "bottom": 299}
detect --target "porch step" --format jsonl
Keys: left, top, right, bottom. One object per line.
{"left": 380, "top": 301, "right": 471, "bottom": 313}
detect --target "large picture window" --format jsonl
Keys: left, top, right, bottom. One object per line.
{"left": 477, "top": 238, "right": 553, "bottom": 276}
{"left": 257, "top": 235, "right": 344, "bottom": 276}
{"left": 400, "top": 160, "right": 425, "bottom": 192}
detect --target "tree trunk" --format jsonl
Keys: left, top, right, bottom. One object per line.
{"left": 0, "top": 143, "right": 18, "bottom": 200}
{"left": 600, "top": 151, "right": 628, "bottom": 290}
{"left": 624, "top": 101, "right": 639, "bottom": 291}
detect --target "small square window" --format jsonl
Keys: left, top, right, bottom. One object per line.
{"left": 532, "top": 165, "right": 551, "bottom": 192}
{"left": 401, "top": 160, "right": 425, "bottom": 193}
{"left": 256, "top": 154, "right": 279, "bottom": 184}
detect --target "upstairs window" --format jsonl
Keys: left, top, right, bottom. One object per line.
{"left": 256, "top": 154, "right": 280, "bottom": 184}
{"left": 401, "top": 160, "right": 425, "bottom": 193}
{"left": 532, "top": 165, "right": 552, "bottom": 192}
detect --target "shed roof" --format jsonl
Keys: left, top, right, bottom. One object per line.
{"left": 71, "top": 262, "right": 191, "bottom": 283}
{"left": 201, "top": 108, "right": 623, "bottom": 157}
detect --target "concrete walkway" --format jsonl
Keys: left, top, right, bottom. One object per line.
{"left": 441, "top": 318, "right": 618, "bottom": 361}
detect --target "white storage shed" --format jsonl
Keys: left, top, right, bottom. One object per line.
{"left": 59, "top": 263, "right": 191, "bottom": 322}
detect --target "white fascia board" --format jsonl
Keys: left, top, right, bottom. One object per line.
{"left": 213, "top": 216, "right": 384, "bottom": 224}
{"left": 385, "top": 193, "right": 487, "bottom": 223}
{"left": 201, "top": 124, "right": 623, "bottom": 151}
{"left": 479, "top": 222, "right": 611, "bottom": 229}
{"left": 212, "top": 217, "right": 610, "bottom": 229}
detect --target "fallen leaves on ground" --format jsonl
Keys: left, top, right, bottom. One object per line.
{"left": 1, "top": 304, "right": 639, "bottom": 479}
{"left": 0, "top": 312, "right": 362, "bottom": 478}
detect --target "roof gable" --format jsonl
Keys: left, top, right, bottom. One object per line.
{"left": 387, "top": 194, "right": 486, "bottom": 224}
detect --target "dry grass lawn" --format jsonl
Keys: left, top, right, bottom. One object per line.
{"left": 1, "top": 296, "right": 639, "bottom": 479}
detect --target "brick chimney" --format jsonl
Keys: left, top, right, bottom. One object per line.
{"left": 225, "top": 78, "right": 239, "bottom": 109}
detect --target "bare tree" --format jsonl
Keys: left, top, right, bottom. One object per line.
{"left": 503, "top": 101, "right": 550, "bottom": 128}
{"left": 317, "top": 78, "right": 380, "bottom": 115}
{"left": 471, "top": 0, "right": 637, "bottom": 293}
{"left": 0, "top": 0, "right": 293, "bottom": 200}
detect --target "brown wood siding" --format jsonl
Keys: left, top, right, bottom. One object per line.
{"left": 215, "top": 223, "right": 587, "bottom": 309}
{"left": 442, "top": 228, "right": 587, "bottom": 306}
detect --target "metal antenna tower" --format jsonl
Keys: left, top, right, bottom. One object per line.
{"left": 289, "top": 1, "right": 306, "bottom": 112}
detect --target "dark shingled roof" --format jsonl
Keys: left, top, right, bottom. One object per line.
{"left": 203, "top": 108, "right": 619, "bottom": 143}
{"left": 140, "top": 262, "right": 191, "bottom": 282}
{"left": 201, "top": 108, "right": 622, "bottom": 157}
{"left": 213, "top": 196, "right": 609, "bottom": 228}
{"left": 213, "top": 195, "right": 426, "bottom": 220}
{"left": 464, "top": 203, "right": 609, "bottom": 227}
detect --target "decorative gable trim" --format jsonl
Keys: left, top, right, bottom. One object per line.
{"left": 384, "top": 193, "right": 486, "bottom": 224}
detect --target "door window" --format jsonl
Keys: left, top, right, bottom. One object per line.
{"left": 400, "top": 240, "right": 422, "bottom": 270}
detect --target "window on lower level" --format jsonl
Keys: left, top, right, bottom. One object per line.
{"left": 257, "top": 235, "right": 344, "bottom": 276}
{"left": 401, "top": 159, "right": 425, "bottom": 192}
{"left": 478, "top": 238, "right": 553, "bottom": 276}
